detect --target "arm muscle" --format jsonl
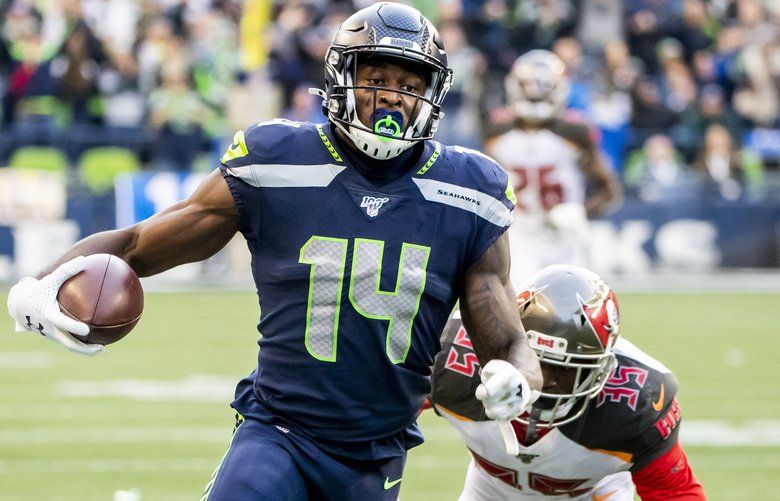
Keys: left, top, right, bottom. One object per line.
{"left": 581, "top": 143, "right": 621, "bottom": 216}
{"left": 36, "top": 169, "right": 239, "bottom": 278}
{"left": 459, "top": 232, "right": 543, "bottom": 390}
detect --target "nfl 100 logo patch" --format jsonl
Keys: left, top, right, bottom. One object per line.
{"left": 360, "top": 196, "right": 390, "bottom": 217}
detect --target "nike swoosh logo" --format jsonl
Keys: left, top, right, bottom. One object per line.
{"left": 652, "top": 384, "right": 665, "bottom": 412}
{"left": 593, "top": 490, "right": 617, "bottom": 501}
{"left": 230, "top": 141, "right": 240, "bottom": 150}
{"left": 384, "top": 477, "right": 402, "bottom": 490}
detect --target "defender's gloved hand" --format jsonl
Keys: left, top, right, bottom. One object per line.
{"left": 6, "top": 256, "right": 104, "bottom": 355}
{"left": 475, "top": 359, "right": 539, "bottom": 420}
{"left": 546, "top": 202, "right": 588, "bottom": 237}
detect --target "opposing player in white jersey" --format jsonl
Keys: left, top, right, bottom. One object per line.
{"left": 429, "top": 265, "right": 706, "bottom": 500}
{"left": 487, "top": 51, "right": 620, "bottom": 288}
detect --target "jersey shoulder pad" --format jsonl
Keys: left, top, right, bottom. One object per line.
{"left": 564, "top": 338, "right": 681, "bottom": 465}
{"left": 221, "top": 119, "right": 316, "bottom": 168}
{"left": 549, "top": 116, "right": 598, "bottom": 150}
{"left": 484, "top": 120, "right": 514, "bottom": 143}
{"left": 610, "top": 338, "right": 679, "bottom": 426}
{"left": 436, "top": 144, "right": 517, "bottom": 211}
{"left": 430, "top": 311, "right": 487, "bottom": 421}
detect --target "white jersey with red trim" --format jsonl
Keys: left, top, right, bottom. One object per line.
{"left": 486, "top": 120, "right": 596, "bottom": 287}
{"left": 429, "top": 316, "right": 683, "bottom": 500}
{"left": 448, "top": 419, "right": 635, "bottom": 500}
{"left": 488, "top": 127, "right": 585, "bottom": 216}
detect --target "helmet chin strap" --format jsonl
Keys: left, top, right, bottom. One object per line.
{"left": 515, "top": 100, "right": 557, "bottom": 122}
{"left": 332, "top": 70, "right": 413, "bottom": 159}
{"left": 538, "top": 397, "right": 576, "bottom": 423}
{"left": 345, "top": 110, "right": 415, "bottom": 159}
{"left": 525, "top": 405, "right": 544, "bottom": 443}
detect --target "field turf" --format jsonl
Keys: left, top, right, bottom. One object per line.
{"left": 1, "top": 290, "right": 778, "bottom": 500}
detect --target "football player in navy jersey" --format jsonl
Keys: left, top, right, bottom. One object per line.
{"left": 429, "top": 265, "right": 705, "bottom": 500}
{"left": 6, "top": 3, "right": 542, "bottom": 500}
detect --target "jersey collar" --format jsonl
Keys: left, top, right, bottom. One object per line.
{"left": 320, "top": 122, "right": 440, "bottom": 190}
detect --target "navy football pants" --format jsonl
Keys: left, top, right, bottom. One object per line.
{"left": 202, "top": 415, "right": 406, "bottom": 500}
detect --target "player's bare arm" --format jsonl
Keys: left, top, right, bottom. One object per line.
{"left": 580, "top": 140, "right": 621, "bottom": 216}
{"left": 35, "top": 169, "right": 238, "bottom": 279}
{"left": 460, "top": 232, "right": 542, "bottom": 392}
{"left": 551, "top": 118, "right": 621, "bottom": 217}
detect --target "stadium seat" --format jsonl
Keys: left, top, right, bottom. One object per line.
{"left": 191, "top": 151, "right": 217, "bottom": 173}
{"left": 8, "top": 146, "right": 69, "bottom": 173}
{"left": 78, "top": 147, "right": 141, "bottom": 193}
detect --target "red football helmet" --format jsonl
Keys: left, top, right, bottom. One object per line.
{"left": 515, "top": 265, "right": 620, "bottom": 428}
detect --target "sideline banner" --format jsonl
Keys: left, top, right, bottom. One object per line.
{"left": 114, "top": 175, "right": 780, "bottom": 270}
{"left": 0, "top": 173, "right": 777, "bottom": 273}
{"left": 590, "top": 200, "right": 780, "bottom": 271}
{"left": 114, "top": 171, "right": 207, "bottom": 228}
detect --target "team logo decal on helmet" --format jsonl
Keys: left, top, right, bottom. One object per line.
{"left": 515, "top": 265, "right": 620, "bottom": 428}
{"left": 580, "top": 289, "right": 620, "bottom": 349}
{"left": 312, "top": 2, "right": 453, "bottom": 159}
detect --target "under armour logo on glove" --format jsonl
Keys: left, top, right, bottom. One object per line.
{"left": 7, "top": 257, "right": 104, "bottom": 355}
{"left": 26, "top": 316, "right": 45, "bottom": 336}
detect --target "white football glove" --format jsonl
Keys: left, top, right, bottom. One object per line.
{"left": 6, "top": 256, "right": 104, "bottom": 355}
{"left": 546, "top": 202, "right": 589, "bottom": 237}
{"left": 475, "top": 359, "right": 539, "bottom": 421}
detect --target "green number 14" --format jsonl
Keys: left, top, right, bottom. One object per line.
{"left": 299, "top": 236, "right": 431, "bottom": 364}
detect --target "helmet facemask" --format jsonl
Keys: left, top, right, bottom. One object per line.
{"left": 506, "top": 50, "right": 570, "bottom": 124}
{"left": 314, "top": 3, "right": 453, "bottom": 160}
{"left": 513, "top": 265, "right": 621, "bottom": 429}
{"left": 525, "top": 342, "right": 617, "bottom": 428}
{"left": 324, "top": 48, "right": 452, "bottom": 159}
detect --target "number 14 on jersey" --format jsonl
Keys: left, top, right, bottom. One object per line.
{"left": 299, "top": 236, "right": 431, "bottom": 364}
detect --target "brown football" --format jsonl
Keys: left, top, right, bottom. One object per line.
{"left": 57, "top": 254, "right": 144, "bottom": 345}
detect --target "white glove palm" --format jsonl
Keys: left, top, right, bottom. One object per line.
{"left": 475, "top": 359, "right": 539, "bottom": 421}
{"left": 6, "top": 256, "right": 104, "bottom": 355}
{"left": 546, "top": 202, "right": 588, "bottom": 237}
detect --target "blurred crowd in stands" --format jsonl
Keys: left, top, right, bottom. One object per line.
{"left": 1, "top": 0, "right": 779, "bottom": 202}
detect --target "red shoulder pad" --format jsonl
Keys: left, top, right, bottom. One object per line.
{"left": 551, "top": 115, "right": 600, "bottom": 149}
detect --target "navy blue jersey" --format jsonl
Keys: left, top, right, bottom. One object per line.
{"left": 220, "top": 119, "right": 514, "bottom": 459}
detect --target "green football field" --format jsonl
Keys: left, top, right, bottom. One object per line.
{"left": 1, "top": 289, "right": 778, "bottom": 500}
